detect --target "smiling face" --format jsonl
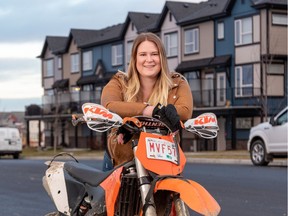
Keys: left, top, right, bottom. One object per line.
{"left": 136, "top": 40, "right": 161, "bottom": 80}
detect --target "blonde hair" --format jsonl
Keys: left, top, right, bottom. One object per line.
{"left": 123, "top": 32, "right": 172, "bottom": 106}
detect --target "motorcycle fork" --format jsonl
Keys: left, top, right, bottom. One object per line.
{"left": 173, "top": 193, "right": 190, "bottom": 216}
{"left": 132, "top": 139, "right": 157, "bottom": 215}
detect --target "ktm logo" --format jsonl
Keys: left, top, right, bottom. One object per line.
{"left": 83, "top": 106, "right": 113, "bottom": 119}
{"left": 194, "top": 115, "right": 216, "bottom": 125}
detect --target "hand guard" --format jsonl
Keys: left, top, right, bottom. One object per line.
{"left": 152, "top": 103, "right": 181, "bottom": 132}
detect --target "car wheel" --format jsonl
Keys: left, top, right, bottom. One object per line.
{"left": 250, "top": 140, "right": 269, "bottom": 166}
{"left": 13, "top": 153, "right": 19, "bottom": 159}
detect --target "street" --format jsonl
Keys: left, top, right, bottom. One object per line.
{"left": 0, "top": 159, "right": 286, "bottom": 216}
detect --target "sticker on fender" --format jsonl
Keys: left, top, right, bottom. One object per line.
{"left": 145, "top": 137, "right": 178, "bottom": 164}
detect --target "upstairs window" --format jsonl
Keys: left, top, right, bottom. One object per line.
{"left": 71, "top": 53, "right": 80, "bottom": 73}
{"left": 164, "top": 32, "right": 178, "bottom": 57}
{"left": 57, "top": 56, "right": 62, "bottom": 69}
{"left": 235, "top": 64, "right": 253, "bottom": 97}
{"left": 184, "top": 28, "right": 199, "bottom": 54}
{"left": 235, "top": 17, "right": 252, "bottom": 46}
{"left": 82, "top": 51, "right": 92, "bottom": 71}
{"left": 126, "top": 41, "right": 133, "bottom": 66}
{"left": 272, "top": 13, "right": 288, "bottom": 26}
{"left": 112, "top": 44, "right": 123, "bottom": 66}
{"left": 217, "top": 22, "right": 224, "bottom": 40}
{"left": 44, "top": 59, "right": 54, "bottom": 77}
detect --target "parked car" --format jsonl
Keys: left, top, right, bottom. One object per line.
{"left": 0, "top": 127, "right": 22, "bottom": 159}
{"left": 247, "top": 106, "right": 288, "bottom": 166}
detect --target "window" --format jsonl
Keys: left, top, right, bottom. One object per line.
{"left": 126, "top": 41, "right": 133, "bottom": 65}
{"left": 184, "top": 72, "right": 200, "bottom": 89}
{"left": 71, "top": 53, "right": 80, "bottom": 73}
{"left": 164, "top": 32, "right": 178, "bottom": 57}
{"left": 235, "top": 65, "right": 253, "bottom": 97}
{"left": 235, "top": 17, "right": 252, "bottom": 46}
{"left": 169, "top": 12, "right": 173, "bottom": 22}
{"left": 112, "top": 44, "right": 123, "bottom": 66}
{"left": 184, "top": 28, "right": 199, "bottom": 54}
{"left": 267, "top": 64, "right": 284, "bottom": 75}
{"left": 45, "top": 89, "right": 54, "bottom": 96}
{"left": 217, "top": 73, "right": 226, "bottom": 106}
{"left": 217, "top": 22, "right": 224, "bottom": 40}
{"left": 236, "top": 118, "right": 252, "bottom": 129}
{"left": 57, "top": 56, "right": 62, "bottom": 69}
{"left": 276, "top": 110, "right": 287, "bottom": 125}
{"left": 272, "top": 13, "right": 288, "bottom": 26}
{"left": 82, "top": 51, "right": 92, "bottom": 71}
{"left": 44, "top": 59, "right": 54, "bottom": 77}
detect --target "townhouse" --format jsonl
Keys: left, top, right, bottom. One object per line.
{"left": 25, "top": 0, "right": 287, "bottom": 151}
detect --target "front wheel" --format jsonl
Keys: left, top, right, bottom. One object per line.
{"left": 250, "top": 140, "right": 269, "bottom": 166}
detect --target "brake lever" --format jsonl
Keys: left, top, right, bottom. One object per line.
{"left": 71, "top": 114, "right": 85, "bottom": 126}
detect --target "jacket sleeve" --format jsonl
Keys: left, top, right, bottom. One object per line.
{"left": 101, "top": 75, "right": 147, "bottom": 118}
{"left": 169, "top": 77, "right": 193, "bottom": 121}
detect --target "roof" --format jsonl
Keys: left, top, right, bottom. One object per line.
{"left": 39, "top": 36, "right": 68, "bottom": 58}
{"left": 155, "top": 1, "right": 200, "bottom": 30}
{"left": 80, "top": 23, "right": 124, "bottom": 48}
{"left": 52, "top": 79, "right": 69, "bottom": 89}
{"left": 76, "top": 73, "right": 114, "bottom": 86}
{"left": 122, "top": 12, "right": 160, "bottom": 33}
{"left": 178, "top": 0, "right": 234, "bottom": 25}
{"left": 176, "top": 55, "right": 231, "bottom": 72}
{"left": 251, "top": 0, "right": 287, "bottom": 9}
{"left": 66, "top": 23, "right": 124, "bottom": 49}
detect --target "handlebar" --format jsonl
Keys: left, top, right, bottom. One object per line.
{"left": 71, "top": 103, "right": 219, "bottom": 139}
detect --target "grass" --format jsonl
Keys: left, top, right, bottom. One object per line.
{"left": 21, "top": 146, "right": 105, "bottom": 158}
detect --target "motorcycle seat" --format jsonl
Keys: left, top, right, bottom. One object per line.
{"left": 64, "top": 161, "right": 114, "bottom": 186}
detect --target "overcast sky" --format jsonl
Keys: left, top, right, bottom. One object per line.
{"left": 0, "top": 0, "right": 202, "bottom": 112}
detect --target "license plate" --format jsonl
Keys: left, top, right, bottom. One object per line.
{"left": 145, "top": 137, "right": 178, "bottom": 164}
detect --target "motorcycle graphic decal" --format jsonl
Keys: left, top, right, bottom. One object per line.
{"left": 100, "top": 167, "right": 123, "bottom": 216}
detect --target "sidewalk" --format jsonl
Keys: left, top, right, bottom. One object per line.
{"left": 23, "top": 148, "right": 287, "bottom": 166}
{"left": 185, "top": 151, "right": 287, "bottom": 166}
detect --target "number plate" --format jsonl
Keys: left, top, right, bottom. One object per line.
{"left": 145, "top": 137, "right": 178, "bottom": 164}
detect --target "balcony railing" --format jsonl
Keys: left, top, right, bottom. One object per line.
{"left": 39, "top": 87, "right": 280, "bottom": 115}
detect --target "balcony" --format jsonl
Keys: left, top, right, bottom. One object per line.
{"left": 42, "top": 90, "right": 101, "bottom": 115}
{"left": 37, "top": 86, "right": 288, "bottom": 118}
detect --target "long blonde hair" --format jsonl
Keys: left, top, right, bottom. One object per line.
{"left": 123, "top": 32, "right": 172, "bottom": 106}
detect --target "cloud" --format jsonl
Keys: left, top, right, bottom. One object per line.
{"left": 0, "top": 73, "right": 42, "bottom": 99}
{"left": 0, "top": 42, "right": 42, "bottom": 58}
{"left": 0, "top": 0, "right": 203, "bottom": 111}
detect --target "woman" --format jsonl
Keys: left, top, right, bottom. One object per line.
{"left": 101, "top": 32, "right": 193, "bottom": 171}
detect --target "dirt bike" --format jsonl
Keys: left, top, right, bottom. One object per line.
{"left": 43, "top": 103, "right": 220, "bottom": 216}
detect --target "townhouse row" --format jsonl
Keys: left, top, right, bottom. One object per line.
{"left": 25, "top": 0, "right": 287, "bottom": 151}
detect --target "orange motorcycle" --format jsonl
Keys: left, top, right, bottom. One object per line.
{"left": 43, "top": 103, "right": 220, "bottom": 216}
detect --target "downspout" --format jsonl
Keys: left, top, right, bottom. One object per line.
{"left": 264, "top": 8, "right": 269, "bottom": 121}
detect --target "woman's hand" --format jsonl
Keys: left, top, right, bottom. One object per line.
{"left": 117, "top": 133, "right": 125, "bottom": 145}
{"left": 143, "top": 105, "right": 155, "bottom": 116}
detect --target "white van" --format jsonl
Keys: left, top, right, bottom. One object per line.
{"left": 0, "top": 127, "right": 22, "bottom": 159}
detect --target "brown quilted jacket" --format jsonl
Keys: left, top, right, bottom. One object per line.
{"left": 101, "top": 71, "right": 193, "bottom": 166}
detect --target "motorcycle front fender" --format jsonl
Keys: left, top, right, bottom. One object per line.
{"left": 154, "top": 178, "right": 221, "bottom": 216}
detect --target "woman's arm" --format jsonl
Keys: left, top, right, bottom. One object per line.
{"left": 101, "top": 76, "right": 147, "bottom": 117}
